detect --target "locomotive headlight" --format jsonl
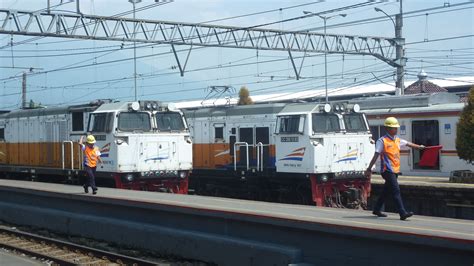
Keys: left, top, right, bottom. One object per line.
{"left": 179, "top": 171, "right": 187, "bottom": 179}
{"left": 320, "top": 174, "right": 329, "bottom": 182}
{"left": 129, "top": 102, "right": 140, "bottom": 111}
{"left": 324, "top": 103, "right": 331, "bottom": 113}
{"left": 334, "top": 104, "right": 340, "bottom": 112}
{"left": 353, "top": 104, "right": 360, "bottom": 113}
{"left": 146, "top": 102, "right": 152, "bottom": 110}
{"left": 319, "top": 103, "right": 332, "bottom": 113}
{"left": 346, "top": 103, "right": 360, "bottom": 113}
{"left": 125, "top": 174, "right": 134, "bottom": 181}
{"left": 151, "top": 103, "right": 158, "bottom": 110}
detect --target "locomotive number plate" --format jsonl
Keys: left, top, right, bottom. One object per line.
{"left": 281, "top": 137, "right": 299, "bottom": 142}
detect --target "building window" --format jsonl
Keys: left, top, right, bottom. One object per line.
{"left": 370, "top": 125, "right": 387, "bottom": 141}
{"left": 0, "top": 128, "right": 4, "bottom": 141}
{"left": 412, "top": 120, "right": 440, "bottom": 170}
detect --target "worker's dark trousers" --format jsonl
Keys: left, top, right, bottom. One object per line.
{"left": 84, "top": 166, "right": 97, "bottom": 191}
{"left": 373, "top": 171, "right": 408, "bottom": 215}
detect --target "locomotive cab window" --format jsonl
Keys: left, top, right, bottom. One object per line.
{"left": 277, "top": 115, "right": 305, "bottom": 134}
{"left": 118, "top": 112, "right": 151, "bottom": 132}
{"left": 71, "top": 111, "right": 84, "bottom": 132}
{"left": 155, "top": 112, "right": 186, "bottom": 131}
{"left": 88, "top": 112, "right": 114, "bottom": 133}
{"left": 214, "top": 125, "right": 224, "bottom": 142}
{"left": 312, "top": 113, "right": 340, "bottom": 133}
{"left": 343, "top": 113, "right": 368, "bottom": 132}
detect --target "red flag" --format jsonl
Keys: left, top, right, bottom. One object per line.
{"left": 418, "top": 145, "right": 443, "bottom": 167}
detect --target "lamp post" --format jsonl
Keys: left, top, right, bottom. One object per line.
{"left": 375, "top": 5, "right": 405, "bottom": 95}
{"left": 303, "top": 11, "right": 346, "bottom": 103}
{"left": 129, "top": 0, "right": 142, "bottom": 101}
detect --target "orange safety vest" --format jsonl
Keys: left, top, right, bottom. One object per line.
{"left": 379, "top": 135, "right": 401, "bottom": 173}
{"left": 83, "top": 145, "right": 100, "bottom": 168}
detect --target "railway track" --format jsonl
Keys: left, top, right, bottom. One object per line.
{"left": 0, "top": 227, "right": 156, "bottom": 265}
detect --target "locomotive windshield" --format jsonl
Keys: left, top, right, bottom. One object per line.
{"left": 343, "top": 113, "right": 368, "bottom": 132}
{"left": 155, "top": 112, "right": 186, "bottom": 131}
{"left": 89, "top": 112, "right": 114, "bottom": 133}
{"left": 277, "top": 115, "right": 305, "bottom": 134}
{"left": 312, "top": 113, "right": 340, "bottom": 133}
{"left": 118, "top": 112, "right": 151, "bottom": 132}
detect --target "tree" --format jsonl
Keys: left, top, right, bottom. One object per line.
{"left": 237, "top": 86, "right": 254, "bottom": 105}
{"left": 456, "top": 87, "right": 474, "bottom": 163}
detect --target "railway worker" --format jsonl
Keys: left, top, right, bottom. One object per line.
{"left": 365, "top": 117, "right": 425, "bottom": 220}
{"left": 79, "top": 135, "right": 102, "bottom": 195}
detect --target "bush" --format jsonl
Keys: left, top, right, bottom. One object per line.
{"left": 456, "top": 87, "right": 474, "bottom": 163}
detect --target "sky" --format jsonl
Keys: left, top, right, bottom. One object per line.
{"left": 0, "top": 0, "right": 473, "bottom": 109}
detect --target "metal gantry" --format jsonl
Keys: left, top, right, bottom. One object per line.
{"left": 0, "top": 8, "right": 401, "bottom": 78}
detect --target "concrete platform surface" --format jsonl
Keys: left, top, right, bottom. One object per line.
{"left": 371, "top": 174, "right": 474, "bottom": 189}
{"left": 0, "top": 179, "right": 472, "bottom": 245}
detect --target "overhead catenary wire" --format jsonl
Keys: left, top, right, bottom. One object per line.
{"left": 1, "top": 1, "right": 472, "bottom": 109}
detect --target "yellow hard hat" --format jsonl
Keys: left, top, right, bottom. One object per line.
{"left": 384, "top": 117, "right": 400, "bottom": 128}
{"left": 86, "top": 135, "right": 96, "bottom": 144}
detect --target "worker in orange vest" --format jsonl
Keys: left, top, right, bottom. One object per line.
{"left": 365, "top": 117, "right": 425, "bottom": 220}
{"left": 79, "top": 135, "right": 102, "bottom": 195}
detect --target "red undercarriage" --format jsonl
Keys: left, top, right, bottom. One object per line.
{"left": 309, "top": 175, "right": 371, "bottom": 207}
{"left": 113, "top": 174, "right": 189, "bottom": 194}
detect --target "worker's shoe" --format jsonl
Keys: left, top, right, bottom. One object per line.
{"left": 400, "top": 212, "right": 413, "bottom": 220}
{"left": 83, "top": 185, "right": 89, "bottom": 194}
{"left": 92, "top": 189, "right": 97, "bottom": 195}
{"left": 372, "top": 211, "right": 387, "bottom": 217}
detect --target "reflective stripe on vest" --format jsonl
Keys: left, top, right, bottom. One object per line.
{"left": 379, "top": 135, "right": 401, "bottom": 173}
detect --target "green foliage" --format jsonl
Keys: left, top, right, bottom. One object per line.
{"left": 456, "top": 87, "right": 474, "bottom": 163}
{"left": 237, "top": 86, "right": 254, "bottom": 105}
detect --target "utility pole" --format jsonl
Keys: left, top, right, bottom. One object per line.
{"left": 375, "top": 1, "right": 405, "bottom": 96}
{"left": 303, "top": 11, "right": 346, "bottom": 103}
{"left": 395, "top": 0, "right": 405, "bottom": 95}
{"left": 129, "top": 0, "right": 142, "bottom": 101}
{"left": 22, "top": 72, "right": 27, "bottom": 108}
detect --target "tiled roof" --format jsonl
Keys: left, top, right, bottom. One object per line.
{"left": 404, "top": 80, "right": 448, "bottom": 94}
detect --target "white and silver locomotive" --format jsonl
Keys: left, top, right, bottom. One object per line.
{"left": 184, "top": 102, "right": 374, "bottom": 207}
{"left": 0, "top": 100, "right": 192, "bottom": 193}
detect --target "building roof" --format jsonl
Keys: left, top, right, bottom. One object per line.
{"left": 404, "top": 80, "right": 448, "bottom": 94}
{"left": 404, "top": 70, "right": 448, "bottom": 94}
{"left": 174, "top": 76, "right": 474, "bottom": 109}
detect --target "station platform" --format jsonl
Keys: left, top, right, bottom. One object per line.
{"left": 371, "top": 174, "right": 474, "bottom": 188}
{"left": 370, "top": 174, "right": 474, "bottom": 219}
{"left": 0, "top": 180, "right": 472, "bottom": 266}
